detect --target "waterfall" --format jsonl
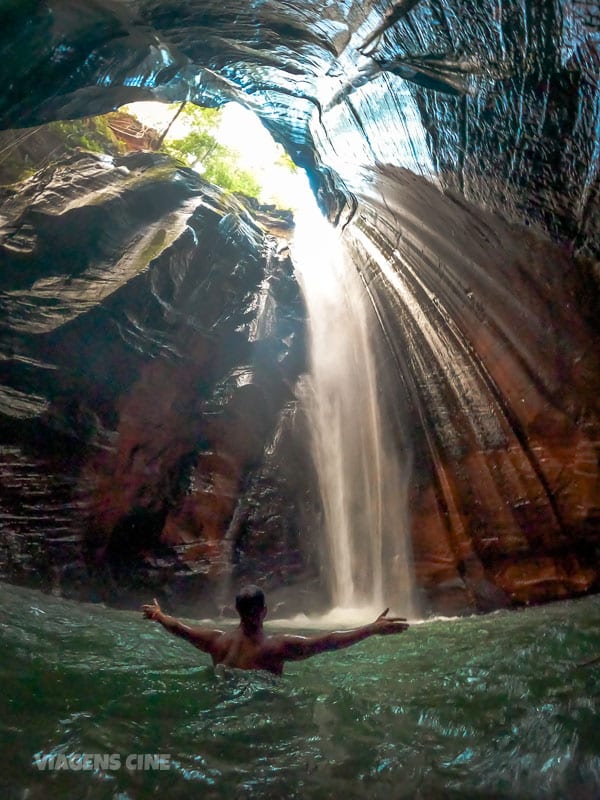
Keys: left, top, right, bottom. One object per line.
{"left": 291, "top": 201, "right": 418, "bottom": 618}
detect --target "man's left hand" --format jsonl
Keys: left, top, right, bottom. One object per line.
{"left": 142, "top": 598, "right": 163, "bottom": 621}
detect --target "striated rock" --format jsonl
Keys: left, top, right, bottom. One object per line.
{"left": 346, "top": 165, "right": 600, "bottom": 612}
{"left": 2, "top": 2, "right": 598, "bottom": 252}
{"left": 0, "top": 149, "right": 308, "bottom": 609}
{"left": 106, "top": 111, "right": 161, "bottom": 151}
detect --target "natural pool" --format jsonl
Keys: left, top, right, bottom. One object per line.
{"left": 2, "top": 582, "right": 599, "bottom": 799}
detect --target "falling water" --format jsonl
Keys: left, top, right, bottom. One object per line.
{"left": 291, "top": 202, "right": 418, "bottom": 619}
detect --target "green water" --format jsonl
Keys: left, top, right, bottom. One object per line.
{"left": 1, "top": 583, "right": 599, "bottom": 800}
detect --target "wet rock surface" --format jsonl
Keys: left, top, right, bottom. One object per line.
{"left": 0, "top": 1, "right": 599, "bottom": 613}
{"left": 0, "top": 149, "right": 307, "bottom": 610}
{"left": 346, "top": 166, "right": 600, "bottom": 612}
{"left": 1, "top": 2, "right": 598, "bottom": 254}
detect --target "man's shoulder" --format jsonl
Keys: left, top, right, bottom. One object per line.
{"left": 212, "top": 628, "right": 238, "bottom": 647}
{"left": 261, "top": 632, "right": 303, "bottom": 655}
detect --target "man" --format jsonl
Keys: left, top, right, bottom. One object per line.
{"left": 142, "top": 584, "right": 409, "bottom": 675}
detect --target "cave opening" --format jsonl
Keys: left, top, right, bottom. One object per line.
{"left": 120, "top": 99, "right": 313, "bottom": 212}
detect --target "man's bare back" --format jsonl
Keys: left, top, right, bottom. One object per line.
{"left": 142, "top": 585, "right": 409, "bottom": 675}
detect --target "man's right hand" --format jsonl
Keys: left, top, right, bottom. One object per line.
{"left": 372, "top": 608, "right": 409, "bottom": 635}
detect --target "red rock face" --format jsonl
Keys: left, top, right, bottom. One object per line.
{"left": 1, "top": 150, "right": 598, "bottom": 616}
{"left": 107, "top": 112, "right": 161, "bottom": 152}
{"left": 350, "top": 166, "right": 600, "bottom": 614}
{"left": 85, "top": 341, "right": 211, "bottom": 556}
{"left": 86, "top": 354, "right": 281, "bottom": 581}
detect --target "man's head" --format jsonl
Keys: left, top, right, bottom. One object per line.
{"left": 235, "top": 585, "right": 266, "bottom": 626}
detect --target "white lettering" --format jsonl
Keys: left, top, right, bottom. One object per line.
{"left": 80, "top": 755, "right": 94, "bottom": 771}
{"left": 94, "top": 754, "right": 108, "bottom": 770}
{"left": 108, "top": 754, "right": 121, "bottom": 771}
{"left": 33, "top": 752, "right": 169, "bottom": 771}
{"left": 55, "top": 755, "right": 70, "bottom": 770}
{"left": 68, "top": 755, "right": 82, "bottom": 771}
{"left": 125, "top": 753, "right": 139, "bottom": 770}
{"left": 33, "top": 754, "right": 54, "bottom": 771}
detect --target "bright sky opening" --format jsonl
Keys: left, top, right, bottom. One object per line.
{"left": 122, "top": 101, "right": 315, "bottom": 214}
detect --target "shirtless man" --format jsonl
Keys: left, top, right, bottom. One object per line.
{"left": 142, "top": 584, "right": 410, "bottom": 675}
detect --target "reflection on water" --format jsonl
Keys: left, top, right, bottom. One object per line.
{"left": 2, "top": 582, "right": 600, "bottom": 799}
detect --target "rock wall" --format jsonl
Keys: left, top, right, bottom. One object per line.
{"left": 345, "top": 166, "right": 600, "bottom": 612}
{"left": 0, "top": 150, "right": 308, "bottom": 611}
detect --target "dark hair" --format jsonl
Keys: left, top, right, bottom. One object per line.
{"left": 235, "top": 585, "right": 266, "bottom": 619}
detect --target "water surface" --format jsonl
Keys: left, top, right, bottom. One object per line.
{"left": 1, "top": 583, "right": 599, "bottom": 799}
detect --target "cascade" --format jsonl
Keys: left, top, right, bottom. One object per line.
{"left": 291, "top": 200, "right": 419, "bottom": 619}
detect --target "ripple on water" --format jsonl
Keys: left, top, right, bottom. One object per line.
{"left": 1, "top": 583, "right": 599, "bottom": 799}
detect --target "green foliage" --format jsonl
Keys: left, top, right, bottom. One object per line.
{"left": 275, "top": 149, "right": 298, "bottom": 173}
{"left": 158, "top": 104, "right": 271, "bottom": 200}
{"left": 0, "top": 115, "right": 125, "bottom": 186}
{"left": 203, "top": 156, "right": 262, "bottom": 197}
{"left": 47, "top": 117, "right": 124, "bottom": 155}
{"left": 160, "top": 104, "right": 260, "bottom": 197}
{"left": 177, "top": 104, "right": 222, "bottom": 129}
{"left": 164, "top": 129, "right": 220, "bottom": 167}
{"left": 0, "top": 158, "right": 35, "bottom": 185}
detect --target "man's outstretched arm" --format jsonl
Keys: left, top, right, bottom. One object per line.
{"left": 270, "top": 609, "right": 409, "bottom": 662}
{"left": 142, "top": 598, "right": 223, "bottom": 655}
